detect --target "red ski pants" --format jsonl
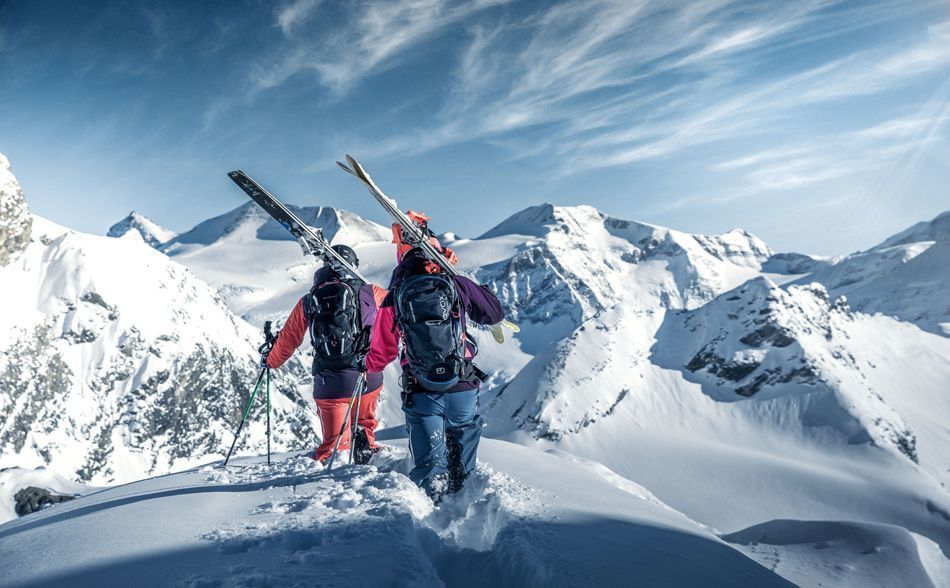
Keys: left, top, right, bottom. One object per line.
{"left": 313, "top": 386, "right": 381, "bottom": 462}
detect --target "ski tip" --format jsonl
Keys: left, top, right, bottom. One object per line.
{"left": 336, "top": 161, "right": 356, "bottom": 176}
{"left": 227, "top": 170, "right": 243, "bottom": 178}
{"left": 345, "top": 154, "right": 365, "bottom": 174}
{"left": 345, "top": 155, "right": 371, "bottom": 181}
{"left": 501, "top": 319, "right": 521, "bottom": 333}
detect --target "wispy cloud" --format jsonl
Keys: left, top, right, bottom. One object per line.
{"left": 276, "top": 0, "right": 321, "bottom": 36}
{"left": 244, "top": 0, "right": 949, "bottom": 205}
{"left": 710, "top": 79, "right": 950, "bottom": 195}
{"left": 254, "top": 0, "right": 511, "bottom": 94}
{"left": 345, "top": 1, "right": 854, "bottom": 158}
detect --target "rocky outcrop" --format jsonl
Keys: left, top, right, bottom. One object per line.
{"left": 14, "top": 486, "right": 76, "bottom": 517}
{"left": 0, "top": 153, "right": 32, "bottom": 267}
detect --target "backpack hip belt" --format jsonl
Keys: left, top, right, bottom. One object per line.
{"left": 399, "top": 371, "right": 416, "bottom": 408}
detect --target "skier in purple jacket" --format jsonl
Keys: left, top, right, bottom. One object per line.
{"left": 365, "top": 248, "right": 505, "bottom": 499}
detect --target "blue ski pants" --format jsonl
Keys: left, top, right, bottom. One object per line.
{"left": 403, "top": 389, "right": 483, "bottom": 488}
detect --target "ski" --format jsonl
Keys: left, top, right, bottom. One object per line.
{"left": 337, "top": 156, "right": 457, "bottom": 276}
{"left": 227, "top": 170, "right": 367, "bottom": 283}
{"left": 336, "top": 155, "right": 520, "bottom": 342}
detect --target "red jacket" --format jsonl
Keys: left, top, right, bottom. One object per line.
{"left": 268, "top": 281, "right": 387, "bottom": 399}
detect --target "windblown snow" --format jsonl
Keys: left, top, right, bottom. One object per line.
{"left": 2, "top": 153, "right": 949, "bottom": 587}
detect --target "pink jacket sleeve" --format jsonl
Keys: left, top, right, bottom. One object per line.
{"left": 365, "top": 305, "right": 399, "bottom": 373}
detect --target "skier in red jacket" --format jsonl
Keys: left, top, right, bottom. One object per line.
{"left": 265, "top": 245, "right": 387, "bottom": 464}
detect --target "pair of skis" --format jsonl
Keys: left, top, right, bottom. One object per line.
{"left": 337, "top": 155, "right": 519, "bottom": 342}
{"left": 228, "top": 155, "right": 519, "bottom": 342}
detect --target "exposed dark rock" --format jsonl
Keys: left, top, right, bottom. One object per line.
{"left": 686, "top": 345, "right": 760, "bottom": 383}
{"left": 736, "top": 369, "right": 779, "bottom": 397}
{"left": 718, "top": 361, "right": 760, "bottom": 382}
{"left": 13, "top": 486, "right": 77, "bottom": 517}
{"left": 686, "top": 347, "right": 718, "bottom": 372}
{"left": 740, "top": 324, "right": 797, "bottom": 348}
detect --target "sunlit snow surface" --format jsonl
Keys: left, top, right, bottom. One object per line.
{"left": 0, "top": 441, "right": 796, "bottom": 588}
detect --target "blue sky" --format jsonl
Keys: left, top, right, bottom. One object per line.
{"left": 1, "top": 0, "right": 948, "bottom": 255}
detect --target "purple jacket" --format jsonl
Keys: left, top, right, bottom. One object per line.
{"left": 366, "top": 249, "right": 505, "bottom": 392}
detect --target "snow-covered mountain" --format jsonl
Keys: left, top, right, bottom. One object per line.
{"left": 107, "top": 211, "right": 177, "bottom": 248}
{"left": 0, "top": 157, "right": 318, "bottom": 493}
{"left": 801, "top": 210, "right": 950, "bottom": 336}
{"left": 472, "top": 204, "right": 772, "bottom": 328}
{"left": 0, "top": 215, "right": 318, "bottom": 484}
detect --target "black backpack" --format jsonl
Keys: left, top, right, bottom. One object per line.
{"left": 304, "top": 277, "right": 366, "bottom": 372}
{"left": 394, "top": 273, "right": 471, "bottom": 392}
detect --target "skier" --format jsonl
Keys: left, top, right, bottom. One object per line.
{"left": 264, "top": 244, "right": 387, "bottom": 464}
{"left": 364, "top": 233, "right": 504, "bottom": 500}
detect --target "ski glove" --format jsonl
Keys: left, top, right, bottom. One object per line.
{"left": 260, "top": 352, "right": 270, "bottom": 369}
{"left": 356, "top": 355, "right": 367, "bottom": 373}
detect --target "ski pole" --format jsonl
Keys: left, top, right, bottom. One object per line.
{"left": 326, "top": 372, "right": 366, "bottom": 473}
{"left": 266, "top": 367, "right": 271, "bottom": 466}
{"left": 349, "top": 376, "right": 365, "bottom": 465}
{"left": 223, "top": 366, "right": 267, "bottom": 467}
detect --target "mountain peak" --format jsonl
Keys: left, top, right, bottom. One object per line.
{"left": 872, "top": 209, "right": 950, "bottom": 251}
{"left": 479, "top": 203, "right": 606, "bottom": 239}
{"left": 107, "top": 211, "right": 177, "bottom": 248}
{"left": 0, "top": 152, "right": 33, "bottom": 267}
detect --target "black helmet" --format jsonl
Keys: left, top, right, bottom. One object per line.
{"left": 329, "top": 244, "right": 359, "bottom": 268}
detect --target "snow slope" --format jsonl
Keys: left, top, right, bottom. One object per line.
{"left": 480, "top": 269, "right": 950, "bottom": 555}
{"left": 801, "top": 210, "right": 950, "bottom": 336}
{"left": 723, "top": 519, "right": 949, "bottom": 587}
{"left": 107, "top": 211, "right": 177, "bottom": 248}
{"left": 0, "top": 441, "right": 797, "bottom": 587}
